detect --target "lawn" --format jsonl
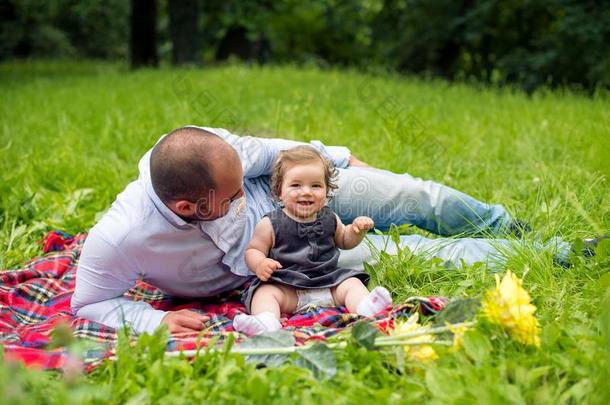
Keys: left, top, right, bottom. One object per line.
{"left": 1, "top": 61, "right": 609, "bottom": 403}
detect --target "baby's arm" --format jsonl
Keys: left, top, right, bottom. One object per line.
{"left": 245, "top": 217, "right": 282, "bottom": 281}
{"left": 334, "top": 215, "right": 375, "bottom": 250}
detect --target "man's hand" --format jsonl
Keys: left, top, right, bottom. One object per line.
{"left": 255, "top": 258, "right": 282, "bottom": 281}
{"left": 348, "top": 155, "right": 371, "bottom": 168}
{"left": 352, "top": 216, "right": 375, "bottom": 234}
{"left": 161, "top": 309, "right": 210, "bottom": 334}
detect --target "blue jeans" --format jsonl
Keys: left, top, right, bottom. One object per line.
{"left": 330, "top": 167, "right": 570, "bottom": 269}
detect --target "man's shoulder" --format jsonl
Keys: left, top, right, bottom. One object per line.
{"left": 90, "top": 180, "right": 155, "bottom": 248}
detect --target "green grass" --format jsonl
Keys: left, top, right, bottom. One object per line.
{"left": 1, "top": 60, "right": 610, "bottom": 404}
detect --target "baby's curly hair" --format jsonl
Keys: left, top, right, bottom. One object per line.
{"left": 270, "top": 145, "right": 338, "bottom": 201}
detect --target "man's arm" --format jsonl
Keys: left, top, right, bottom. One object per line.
{"left": 73, "top": 233, "right": 209, "bottom": 335}
{"left": 71, "top": 232, "right": 169, "bottom": 334}
{"left": 201, "top": 127, "right": 352, "bottom": 177}
{"left": 71, "top": 231, "right": 166, "bottom": 333}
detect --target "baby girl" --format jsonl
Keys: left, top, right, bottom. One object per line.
{"left": 233, "top": 145, "right": 392, "bottom": 335}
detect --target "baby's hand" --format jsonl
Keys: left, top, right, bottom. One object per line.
{"left": 255, "top": 258, "right": 282, "bottom": 282}
{"left": 352, "top": 216, "right": 374, "bottom": 234}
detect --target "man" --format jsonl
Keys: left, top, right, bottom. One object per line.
{"left": 71, "top": 126, "right": 568, "bottom": 335}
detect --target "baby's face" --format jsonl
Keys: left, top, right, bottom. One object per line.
{"left": 280, "top": 162, "right": 327, "bottom": 221}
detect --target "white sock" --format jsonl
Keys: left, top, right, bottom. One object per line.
{"left": 356, "top": 287, "right": 392, "bottom": 317}
{"left": 233, "top": 312, "right": 282, "bottom": 336}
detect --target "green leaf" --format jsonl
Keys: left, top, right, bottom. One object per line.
{"left": 47, "top": 322, "right": 74, "bottom": 349}
{"left": 295, "top": 343, "right": 337, "bottom": 379}
{"left": 389, "top": 224, "right": 401, "bottom": 247}
{"left": 222, "top": 333, "right": 235, "bottom": 355}
{"left": 64, "top": 188, "right": 93, "bottom": 216}
{"left": 126, "top": 389, "right": 150, "bottom": 405}
{"left": 571, "top": 238, "right": 584, "bottom": 257}
{"left": 496, "top": 383, "right": 526, "bottom": 405}
{"left": 462, "top": 329, "right": 492, "bottom": 364}
{"left": 542, "top": 323, "right": 561, "bottom": 347}
{"left": 238, "top": 329, "right": 295, "bottom": 348}
{"left": 596, "top": 238, "right": 610, "bottom": 259}
{"left": 351, "top": 322, "right": 378, "bottom": 350}
{"left": 559, "top": 379, "right": 592, "bottom": 403}
{"left": 238, "top": 330, "right": 295, "bottom": 367}
{"left": 525, "top": 366, "right": 552, "bottom": 385}
{"left": 433, "top": 297, "right": 480, "bottom": 326}
{"left": 425, "top": 367, "right": 464, "bottom": 400}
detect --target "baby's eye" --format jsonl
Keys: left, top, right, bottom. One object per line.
{"left": 312, "top": 184, "right": 323, "bottom": 188}
{"left": 290, "top": 183, "right": 300, "bottom": 188}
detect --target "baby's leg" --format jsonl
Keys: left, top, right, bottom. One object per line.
{"left": 251, "top": 284, "right": 298, "bottom": 317}
{"left": 233, "top": 284, "right": 298, "bottom": 336}
{"left": 332, "top": 278, "right": 392, "bottom": 316}
{"left": 331, "top": 278, "right": 370, "bottom": 313}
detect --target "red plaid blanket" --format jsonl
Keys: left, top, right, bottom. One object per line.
{"left": 0, "top": 231, "right": 447, "bottom": 370}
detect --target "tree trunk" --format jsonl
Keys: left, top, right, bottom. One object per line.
{"left": 215, "top": 26, "right": 269, "bottom": 63}
{"left": 168, "top": 0, "right": 200, "bottom": 65}
{"left": 130, "top": 0, "right": 158, "bottom": 68}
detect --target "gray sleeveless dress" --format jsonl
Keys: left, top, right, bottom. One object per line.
{"left": 242, "top": 206, "right": 369, "bottom": 311}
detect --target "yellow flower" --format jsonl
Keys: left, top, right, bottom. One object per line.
{"left": 391, "top": 313, "right": 438, "bottom": 362}
{"left": 446, "top": 322, "right": 469, "bottom": 350}
{"left": 482, "top": 270, "right": 541, "bottom": 347}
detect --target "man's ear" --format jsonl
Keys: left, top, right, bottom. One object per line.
{"left": 173, "top": 200, "right": 198, "bottom": 217}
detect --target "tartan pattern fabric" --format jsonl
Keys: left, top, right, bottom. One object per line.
{"left": 0, "top": 232, "right": 447, "bottom": 370}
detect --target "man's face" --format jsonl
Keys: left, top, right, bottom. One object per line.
{"left": 194, "top": 164, "right": 245, "bottom": 221}
{"left": 173, "top": 150, "right": 245, "bottom": 222}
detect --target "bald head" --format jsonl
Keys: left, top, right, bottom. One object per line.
{"left": 150, "top": 127, "right": 239, "bottom": 204}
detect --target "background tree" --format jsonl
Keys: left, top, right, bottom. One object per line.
{"left": 200, "top": 1, "right": 272, "bottom": 63}
{"left": 168, "top": 0, "right": 199, "bottom": 65}
{"left": 1, "top": 0, "right": 608, "bottom": 91}
{"left": 130, "top": 0, "right": 158, "bottom": 68}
